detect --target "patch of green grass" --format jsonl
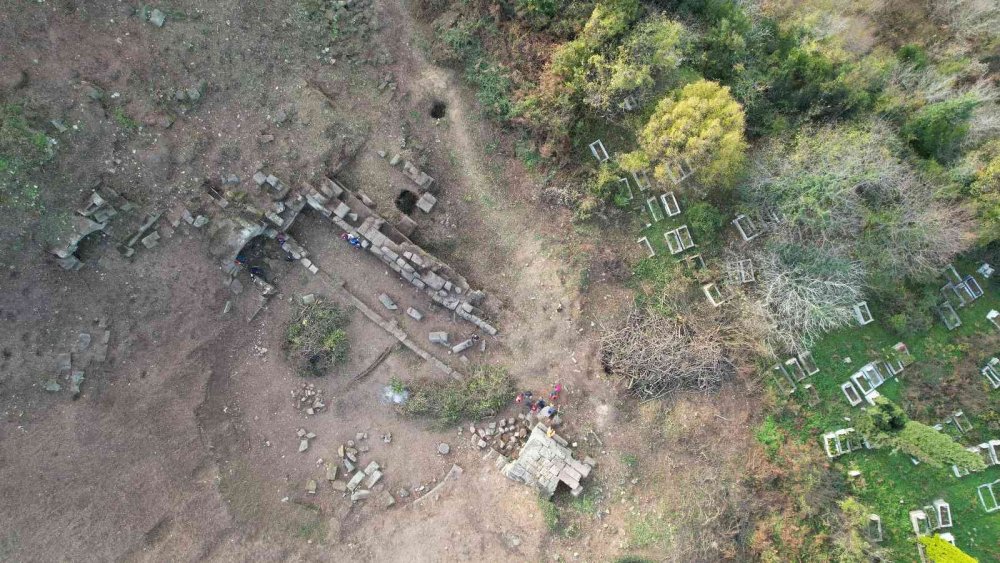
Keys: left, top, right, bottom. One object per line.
{"left": 770, "top": 264, "right": 1000, "bottom": 561}
{"left": 515, "top": 139, "right": 542, "bottom": 170}
{"left": 112, "top": 107, "right": 138, "bottom": 130}
{"left": 621, "top": 452, "right": 639, "bottom": 469}
{"left": 400, "top": 364, "right": 515, "bottom": 426}
{"left": 569, "top": 488, "right": 601, "bottom": 516}
{"left": 538, "top": 497, "right": 560, "bottom": 531}
{"left": 755, "top": 416, "right": 783, "bottom": 460}
{"left": 627, "top": 510, "right": 672, "bottom": 549}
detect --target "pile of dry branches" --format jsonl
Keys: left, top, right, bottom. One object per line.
{"left": 601, "top": 307, "right": 735, "bottom": 400}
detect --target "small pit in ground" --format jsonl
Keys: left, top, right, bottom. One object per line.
{"left": 429, "top": 101, "right": 447, "bottom": 119}
{"left": 395, "top": 190, "right": 418, "bottom": 214}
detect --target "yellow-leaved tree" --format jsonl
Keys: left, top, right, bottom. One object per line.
{"left": 621, "top": 79, "right": 746, "bottom": 190}
{"left": 918, "top": 534, "right": 978, "bottom": 563}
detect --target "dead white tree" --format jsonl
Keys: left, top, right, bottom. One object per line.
{"left": 601, "top": 307, "right": 735, "bottom": 400}
{"left": 748, "top": 242, "right": 865, "bottom": 349}
{"left": 927, "top": 0, "right": 1000, "bottom": 42}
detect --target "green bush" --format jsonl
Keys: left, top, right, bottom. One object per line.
{"left": 400, "top": 365, "right": 515, "bottom": 425}
{"left": 685, "top": 201, "right": 725, "bottom": 245}
{"left": 894, "top": 421, "right": 987, "bottom": 470}
{"left": 755, "top": 416, "right": 784, "bottom": 460}
{"left": 903, "top": 95, "right": 980, "bottom": 162}
{"left": 285, "top": 299, "right": 351, "bottom": 376}
{"left": 897, "top": 44, "right": 928, "bottom": 69}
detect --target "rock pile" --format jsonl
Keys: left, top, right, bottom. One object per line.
{"left": 327, "top": 433, "right": 392, "bottom": 505}
{"left": 499, "top": 424, "right": 596, "bottom": 498}
{"left": 469, "top": 414, "right": 535, "bottom": 456}
{"left": 291, "top": 383, "right": 325, "bottom": 415}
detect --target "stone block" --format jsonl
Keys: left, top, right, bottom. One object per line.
{"left": 407, "top": 307, "right": 423, "bottom": 321}
{"left": 253, "top": 171, "right": 267, "bottom": 185}
{"left": 416, "top": 193, "right": 437, "bottom": 213}
{"left": 351, "top": 489, "right": 370, "bottom": 502}
{"left": 429, "top": 331, "right": 449, "bottom": 345}
{"left": 366, "top": 471, "right": 383, "bottom": 488}
{"left": 347, "top": 471, "right": 366, "bottom": 491}
{"left": 452, "top": 339, "right": 475, "bottom": 354}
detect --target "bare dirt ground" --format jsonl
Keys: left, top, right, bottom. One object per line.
{"left": 0, "top": 1, "right": 756, "bottom": 561}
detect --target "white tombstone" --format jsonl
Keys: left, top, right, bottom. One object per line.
{"left": 646, "top": 196, "right": 663, "bottom": 222}
{"left": 665, "top": 158, "right": 694, "bottom": 185}
{"left": 977, "top": 480, "right": 1000, "bottom": 513}
{"left": 841, "top": 381, "right": 863, "bottom": 406}
{"left": 785, "top": 357, "right": 807, "bottom": 382}
{"left": 951, "top": 411, "right": 972, "bottom": 434}
{"left": 735, "top": 259, "right": 755, "bottom": 283}
{"left": 588, "top": 140, "right": 610, "bottom": 162}
{"left": 803, "top": 383, "right": 820, "bottom": 406}
{"left": 981, "top": 357, "right": 1000, "bottom": 389}
{"left": 933, "top": 499, "right": 952, "bottom": 528}
{"left": 636, "top": 236, "right": 654, "bottom": 258}
{"left": 909, "top": 509, "right": 930, "bottom": 535}
{"left": 937, "top": 302, "right": 962, "bottom": 330}
{"left": 798, "top": 351, "right": 819, "bottom": 376}
{"left": 978, "top": 263, "right": 994, "bottom": 278}
{"left": 660, "top": 192, "right": 681, "bottom": 216}
{"left": 664, "top": 229, "right": 684, "bottom": 255}
{"left": 682, "top": 253, "right": 705, "bottom": 271}
{"left": 702, "top": 283, "right": 726, "bottom": 307}
{"left": 867, "top": 514, "right": 883, "bottom": 542}
{"left": 988, "top": 310, "right": 1000, "bottom": 330}
{"left": 853, "top": 301, "right": 873, "bottom": 325}
{"left": 675, "top": 225, "right": 695, "bottom": 250}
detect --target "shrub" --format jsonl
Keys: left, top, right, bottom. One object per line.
{"left": 903, "top": 95, "right": 980, "bottom": 162}
{"left": 754, "top": 416, "right": 783, "bottom": 460}
{"left": 285, "top": 299, "right": 351, "bottom": 376}
{"left": 685, "top": 201, "right": 725, "bottom": 245}
{"left": 400, "top": 365, "right": 515, "bottom": 425}
{"left": 855, "top": 397, "right": 908, "bottom": 445}
{"left": 894, "top": 421, "right": 987, "bottom": 470}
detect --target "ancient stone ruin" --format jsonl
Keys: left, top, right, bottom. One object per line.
{"left": 499, "top": 423, "right": 595, "bottom": 497}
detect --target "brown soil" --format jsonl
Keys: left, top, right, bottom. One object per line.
{"left": 0, "top": 1, "right": 756, "bottom": 561}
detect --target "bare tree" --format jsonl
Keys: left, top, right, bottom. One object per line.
{"left": 927, "top": 0, "right": 1000, "bottom": 42}
{"left": 601, "top": 307, "right": 736, "bottom": 400}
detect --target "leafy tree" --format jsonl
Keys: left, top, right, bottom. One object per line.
{"left": 894, "top": 421, "right": 987, "bottom": 470}
{"left": 918, "top": 534, "right": 978, "bottom": 563}
{"left": 903, "top": 95, "right": 980, "bottom": 162}
{"left": 580, "top": 0, "right": 641, "bottom": 47}
{"left": 621, "top": 80, "right": 746, "bottom": 189}
{"left": 581, "top": 16, "right": 686, "bottom": 115}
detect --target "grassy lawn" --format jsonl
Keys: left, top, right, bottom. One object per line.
{"left": 770, "top": 262, "right": 1000, "bottom": 561}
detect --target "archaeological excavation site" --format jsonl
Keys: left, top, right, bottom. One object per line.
{"left": 2, "top": 0, "right": 1000, "bottom": 561}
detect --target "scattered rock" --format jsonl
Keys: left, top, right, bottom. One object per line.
{"left": 429, "top": 331, "right": 449, "bottom": 345}
{"left": 299, "top": 439, "right": 310, "bottom": 453}
{"left": 437, "top": 443, "right": 450, "bottom": 455}
{"left": 406, "top": 307, "right": 423, "bottom": 321}
{"left": 302, "top": 293, "right": 316, "bottom": 305}
{"left": 148, "top": 9, "right": 166, "bottom": 27}
{"left": 68, "top": 370, "right": 85, "bottom": 398}
{"left": 306, "top": 479, "right": 317, "bottom": 494}
{"left": 44, "top": 380, "right": 62, "bottom": 392}
{"left": 378, "top": 293, "right": 397, "bottom": 310}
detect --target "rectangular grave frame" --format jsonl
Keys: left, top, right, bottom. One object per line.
{"left": 854, "top": 301, "right": 874, "bottom": 325}
{"left": 735, "top": 259, "right": 755, "bottom": 283}
{"left": 660, "top": 192, "right": 681, "bottom": 217}
{"left": 990, "top": 440, "right": 1000, "bottom": 466}
{"left": 772, "top": 364, "right": 796, "bottom": 395}
{"left": 978, "top": 481, "right": 1000, "bottom": 513}
{"left": 867, "top": 514, "right": 883, "bottom": 543}
{"left": 618, "top": 177, "right": 633, "bottom": 201}
{"left": 862, "top": 362, "right": 886, "bottom": 388}
{"left": 921, "top": 504, "right": 941, "bottom": 530}
{"left": 682, "top": 253, "right": 705, "bottom": 271}
{"left": 802, "top": 383, "right": 820, "bottom": 406}
{"left": 703, "top": 282, "right": 727, "bottom": 307}
{"left": 850, "top": 371, "right": 875, "bottom": 396}
{"left": 984, "top": 359, "right": 1000, "bottom": 389}
{"left": 732, "top": 214, "right": 760, "bottom": 242}
{"left": 963, "top": 275, "right": 984, "bottom": 299}
{"left": 941, "top": 282, "right": 969, "bottom": 308}
{"left": 785, "top": 357, "right": 807, "bottom": 382}
{"left": 665, "top": 158, "right": 695, "bottom": 185}
{"left": 841, "top": 381, "right": 863, "bottom": 406}
{"left": 589, "top": 140, "right": 610, "bottom": 163}
{"left": 675, "top": 225, "right": 695, "bottom": 250}
{"left": 798, "top": 351, "right": 820, "bottom": 375}
{"left": 936, "top": 302, "right": 962, "bottom": 330}
{"left": 934, "top": 499, "right": 952, "bottom": 528}
{"left": 989, "top": 310, "right": 1000, "bottom": 330}
{"left": 622, "top": 96, "right": 638, "bottom": 112}
{"left": 892, "top": 342, "right": 916, "bottom": 367}
{"left": 631, "top": 170, "right": 652, "bottom": 191}
{"left": 952, "top": 411, "right": 973, "bottom": 434}
{"left": 943, "top": 264, "right": 962, "bottom": 285}
{"left": 664, "top": 229, "right": 684, "bottom": 255}
{"left": 909, "top": 510, "right": 931, "bottom": 536}
{"left": 637, "top": 236, "right": 655, "bottom": 258}
{"left": 646, "top": 196, "right": 664, "bottom": 222}
{"left": 980, "top": 442, "right": 1000, "bottom": 466}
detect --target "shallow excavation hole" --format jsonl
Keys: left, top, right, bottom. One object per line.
{"left": 395, "top": 189, "right": 418, "bottom": 214}
{"left": 429, "top": 100, "right": 447, "bottom": 119}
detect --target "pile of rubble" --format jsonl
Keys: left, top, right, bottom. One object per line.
{"left": 468, "top": 414, "right": 535, "bottom": 456}
{"left": 291, "top": 382, "right": 325, "bottom": 415}
{"left": 497, "top": 423, "right": 596, "bottom": 498}
{"left": 45, "top": 324, "right": 112, "bottom": 398}
{"left": 324, "top": 433, "right": 394, "bottom": 505}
